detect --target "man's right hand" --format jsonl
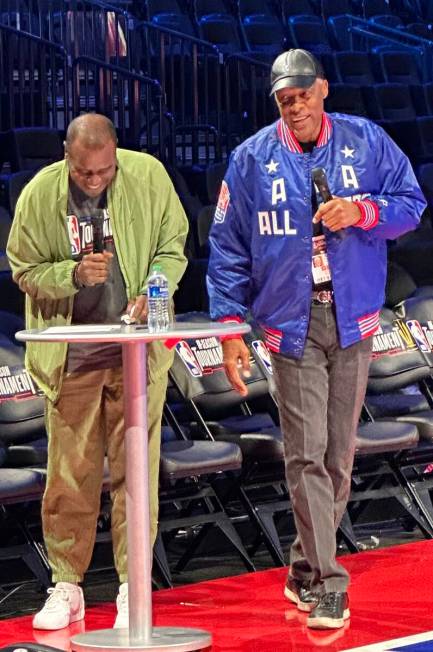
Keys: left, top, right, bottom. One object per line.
{"left": 75, "top": 252, "right": 113, "bottom": 286}
{"left": 222, "top": 338, "right": 251, "bottom": 397}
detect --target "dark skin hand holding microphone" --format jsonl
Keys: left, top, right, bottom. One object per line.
{"left": 75, "top": 219, "right": 149, "bottom": 323}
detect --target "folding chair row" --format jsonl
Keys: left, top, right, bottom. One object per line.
{"left": 167, "top": 310, "right": 433, "bottom": 564}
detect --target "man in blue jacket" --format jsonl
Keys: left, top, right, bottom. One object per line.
{"left": 207, "top": 49, "right": 425, "bottom": 629}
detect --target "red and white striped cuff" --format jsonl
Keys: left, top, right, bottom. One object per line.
{"left": 218, "top": 316, "right": 244, "bottom": 342}
{"left": 353, "top": 199, "right": 379, "bottom": 230}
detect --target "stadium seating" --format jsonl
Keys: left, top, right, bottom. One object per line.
{"left": 198, "top": 13, "right": 244, "bottom": 54}
{"left": 242, "top": 14, "right": 287, "bottom": 58}
{"left": 288, "top": 14, "right": 333, "bottom": 54}
{"left": 333, "top": 50, "right": 376, "bottom": 84}
{"left": 158, "top": 429, "right": 256, "bottom": 583}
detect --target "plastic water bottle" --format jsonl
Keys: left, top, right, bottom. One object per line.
{"left": 147, "top": 264, "right": 170, "bottom": 333}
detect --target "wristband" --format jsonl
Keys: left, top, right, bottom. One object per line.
{"left": 72, "top": 262, "right": 85, "bottom": 289}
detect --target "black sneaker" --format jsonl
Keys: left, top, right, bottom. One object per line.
{"left": 307, "top": 592, "right": 350, "bottom": 629}
{"left": 284, "top": 577, "right": 319, "bottom": 612}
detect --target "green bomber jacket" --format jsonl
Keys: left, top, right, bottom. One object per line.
{"left": 6, "top": 148, "right": 189, "bottom": 402}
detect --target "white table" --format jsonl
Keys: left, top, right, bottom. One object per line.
{"left": 16, "top": 321, "right": 250, "bottom": 652}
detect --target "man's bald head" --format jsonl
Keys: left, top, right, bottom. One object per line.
{"left": 65, "top": 113, "right": 117, "bottom": 151}
{"left": 65, "top": 114, "right": 118, "bottom": 198}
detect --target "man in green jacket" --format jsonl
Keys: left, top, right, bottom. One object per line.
{"left": 6, "top": 113, "right": 189, "bottom": 630}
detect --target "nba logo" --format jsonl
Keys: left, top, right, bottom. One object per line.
{"left": 406, "top": 319, "right": 431, "bottom": 353}
{"left": 67, "top": 215, "right": 81, "bottom": 257}
{"left": 176, "top": 341, "right": 203, "bottom": 377}
{"left": 252, "top": 340, "right": 273, "bottom": 376}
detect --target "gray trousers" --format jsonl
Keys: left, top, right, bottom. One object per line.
{"left": 271, "top": 303, "right": 372, "bottom": 593}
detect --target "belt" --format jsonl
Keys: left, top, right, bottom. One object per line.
{"left": 312, "top": 290, "right": 333, "bottom": 304}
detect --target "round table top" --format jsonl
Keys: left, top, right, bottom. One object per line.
{"left": 15, "top": 320, "right": 251, "bottom": 344}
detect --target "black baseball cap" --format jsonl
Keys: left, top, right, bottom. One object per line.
{"left": 270, "top": 49, "right": 325, "bottom": 95}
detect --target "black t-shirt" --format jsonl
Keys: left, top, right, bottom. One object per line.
{"left": 65, "top": 179, "right": 128, "bottom": 372}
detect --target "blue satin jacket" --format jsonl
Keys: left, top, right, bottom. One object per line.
{"left": 207, "top": 112, "right": 426, "bottom": 358}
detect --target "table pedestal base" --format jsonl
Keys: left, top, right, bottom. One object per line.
{"left": 71, "top": 627, "right": 211, "bottom": 652}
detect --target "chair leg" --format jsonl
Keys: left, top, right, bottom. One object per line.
{"left": 349, "top": 473, "right": 388, "bottom": 523}
{"left": 337, "top": 510, "right": 359, "bottom": 553}
{"left": 22, "top": 545, "right": 51, "bottom": 588}
{"left": 237, "top": 486, "right": 286, "bottom": 566}
{"left": 174, "top": 522, "right": 212, "bottom": 572}
{"left": 174, "top": 496, "right": 256, "bottom": 573}
{"left": 390, "top": 461, "right": 433, "bottom": 537}
{"left": 2, "top": 505, "right": 51, "bottom": 588}
{"left": 394, "top": 492, "right": 433, "bottom": 538}
{"left": 152, "top": 531, "right": 172, "bottom": 588}
{"left": 214, "top": 518, "right": 256, "bottom": 572}
{"left": 249, "top": 508, "right": 287, "bottom": 558}
{"left": 0, "top": 542, "right": 50, "bottom": 588}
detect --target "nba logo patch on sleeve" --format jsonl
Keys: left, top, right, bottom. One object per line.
{"left": 214, "top": 180, "right": 230, "bottom": 223}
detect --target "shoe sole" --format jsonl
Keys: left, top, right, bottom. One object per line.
{"left": 307, "top": 608, "right": 350, "bottom": 629}
{"left": 283, "top": 586, "right": 317, "bottom": 613}
{"left": 32, "top": 607, "right": 85, "bottom": 631}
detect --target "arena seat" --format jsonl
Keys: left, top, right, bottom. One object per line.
{"left": 157, "top": 431, "right": 255, "bottom": 583}
{"left": 167, "top": 311, "right": 289, "bottom": 565}
{"left": 198, "top": 14, "right": 244, "bottom": 54}
{"left": 321, "top": 0, "right": 354, "bottom": 21}
{"left": 325, "top": 83, "right": 369, "bottom": 116}
{"left": 333, "top": 50, "right": 376, "bottom": 85}
{"left": 0, "top": 462, "right": 50, "bottom": 587}
{"left": 362, "top": 0, "right": 392, "bottom": 18}
{"left": 237, "top": 0, "right": 277, "bottom": 20}
{"left": 242, "top": 14, "right": 287, "bottom": 59}
{"left": 375, "top": 49, "right": 423, "bottom": 84}
{"left": 4, "top": 127, "right": 63, "bottom": 173}
{"left": 147, "top": 0, "right": 184, "bottom": 19}
{"left": 369, "top": 83, "right": 417, "bottom": 121}
{"left": 369, "top": 14, "right": 405, "bottom": 28}
{"left": 288, "top": 15, "right": 333, "bottom": 55}
{"left": 281, "top": 0, "right": 318, "bottom": 20}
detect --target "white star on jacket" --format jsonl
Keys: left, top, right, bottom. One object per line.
{"left": 341, "top": 145, "right": 355, "bottom": 158}
{"left": 265, "top": 159, "right": 279, "bottom": 173}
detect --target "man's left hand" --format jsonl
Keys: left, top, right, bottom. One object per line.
{"left": 313, "top": 198, "right": 361, "bottom": 232}
{"left": 126, "top": 295, "right": 148, "bottom": 323}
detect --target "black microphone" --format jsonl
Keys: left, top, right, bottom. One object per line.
{"left": 312, "top": 167, "right": 347, "bottom": 238}
{"left": 91, "top": 212, "right": 105, "bottom": 254}
{"left": 312, "top": 167, "right": 333, "bottom": 203}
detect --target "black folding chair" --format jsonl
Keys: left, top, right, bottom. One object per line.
{"left": 157, "top": 426, "right": 255, "bottom": 584}
{"left": 354, "top": 306, "right": 433, "bottom": 536}
{"left": 167, "top": 312, "right": 290, "bottom": 566}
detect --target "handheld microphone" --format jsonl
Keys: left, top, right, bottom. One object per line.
{"left": 91, "top": 212, "right": 105, "bottom": 254}
{"left": 312, "top": 167, "right": 347, "bottom": 238}
{"left": 312, "top": 167, "right": 333, "bottom": 203}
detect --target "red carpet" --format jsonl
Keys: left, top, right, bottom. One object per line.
{"left": 1, "top": 540, "right": 433, "bottom": 651}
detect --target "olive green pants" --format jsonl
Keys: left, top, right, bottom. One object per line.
{"left": 43, "top": 367, "right": 167, "bottom": 583}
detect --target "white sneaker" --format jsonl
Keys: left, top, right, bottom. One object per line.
{"left": 113, "top": 582, "right": 128, "bottom": 629}
{"left": 33, "top": 582, "right": 85, "bottom": 630}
